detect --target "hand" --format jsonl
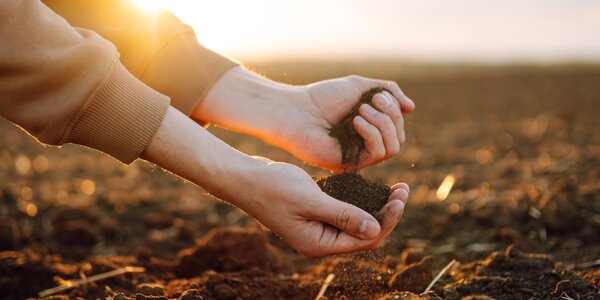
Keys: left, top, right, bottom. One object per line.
{"left": 278, "top": 76, "right": 415, "bottom": 171}
{"left": 143, "top": 107, "right": 410, "bottom": 258}
{"left": 194, "top": 68, "right": 415, "bottom": 172}
{"left": 243, "top": 160, "right": 410, "bottom": 258}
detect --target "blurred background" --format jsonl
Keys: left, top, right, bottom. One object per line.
{"left": 138, "top": 0, "right": 600, "bottom": 63}
{"left": 1, "top": 1, "right": 599, "bottom": 299}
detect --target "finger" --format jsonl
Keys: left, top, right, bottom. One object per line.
{"left": 353, "top": 115, "right": 386, "bottom": 161}
{"left": 308, "top": 225, "right": 380, "bottom": 257}
{"left": 379, "top": 200, "right": 405, "bottom": 233}
{"left": 358, "top": 104, "right": 400, "bottom": 157}
{"left": 391, "top": 182, "right": 410, "bottom": 193}
{"left": 364, "top": 200, "right": 405, "bottom": 250}
{"left": 309, "top": 194, "right": 381, "bottom": 240}
{"left": 390, "top": 188, "right": 409, "bottom": 205}
{"left": 373, "top": 92, "right": 406, "bottom": 145}
{"left": 383, "top": 81, "right": 415, "bottom": 113}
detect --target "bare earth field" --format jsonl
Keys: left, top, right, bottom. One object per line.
{"left": 1, "top": 62, "right": 599, "bottom": 299}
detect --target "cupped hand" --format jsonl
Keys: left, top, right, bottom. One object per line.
{"left": 278, "top": 75, "right": 415, "bottom": 172}
{"left": 243, "top": 160, "right": 410, "bottom": 258}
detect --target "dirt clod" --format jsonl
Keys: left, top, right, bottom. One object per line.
{"left": 136, "top": 283, "right": 165, "bottom": 296}
{"left": 178, "top": 289, "right": 204, "bottom": 300}
{"left": 388, "top": 256, "right": 434, "bottom": 293}
{"left": 174, "top": 227, "right": 288, "bottom": 277}
{"left": 316, "top": 173, "right": 390, "bottom": 221}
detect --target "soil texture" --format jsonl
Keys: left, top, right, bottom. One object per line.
{"left": 316, "top": 173, "right": 390, "bottom": 221}
{"left": 1, "top": 64, "right": 599, "bottom": 299}
{"left": 329, "top": 87, "right": 391, "bottom": 170}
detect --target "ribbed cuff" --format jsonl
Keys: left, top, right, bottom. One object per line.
{"left": 62, "top": 62, "right": 170, "bottom": 164}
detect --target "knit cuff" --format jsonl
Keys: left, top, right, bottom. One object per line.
{"left": 62, "top": 62, "right": 170, "bottom": 164}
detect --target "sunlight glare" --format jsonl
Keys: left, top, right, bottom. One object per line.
{"left": 436, "top": 174, "right": 456, "bottom": 201}
{"left": 133, "top": 0, "right": 164, "bottom": 12}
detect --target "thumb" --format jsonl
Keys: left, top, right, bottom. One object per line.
{"left": 310, "top": 194, "right": 381, "bottom": 240}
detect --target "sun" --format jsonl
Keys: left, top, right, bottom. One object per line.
{"left": 132, "top": 0, "right": 164, "bottom": 12}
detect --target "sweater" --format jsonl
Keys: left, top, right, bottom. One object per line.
{"left": 0, "top": 0, "right": 238, "bottom": 163}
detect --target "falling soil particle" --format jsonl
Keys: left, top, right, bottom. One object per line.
{"left": 316, "top": 88, "right": 393, "bottom": 221}
{"left": 316, "top": 173, "right": 390, "bottom": 222}
{"left": 329, "top": 87, "right": 391, "bottom": 170}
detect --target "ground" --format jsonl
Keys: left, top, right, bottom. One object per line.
{"left": 0, "top": 63, "right": 599, "bottom": 299}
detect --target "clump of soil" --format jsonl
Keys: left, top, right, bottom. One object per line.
{"left": 329, "top": 87, "right": 391, "bottom": 170}
{"left": 173, "top": 227, "right": 289, "bottom": 277}
{"left": 316, "top": 173, "right": 390, "bottom": 221}
{"left": 388, "top": 256, "right": 434, "bottom": 293}
{"left": 441, "top": 246, "right": 599, "bottom": 299}
{"left": 310, "top": 257, "right": 392, "bottom": 299}
{"left": 317, "top": 88, "right": 393, "bottom": 222}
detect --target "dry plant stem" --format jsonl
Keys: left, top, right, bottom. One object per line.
{"left": 423, "top": 259, "right": 457, "bottom": 293}
{"left": 38, "top": 266, "right": 145, "bottom": 297}
{"left": 560, "top": 292, "right": 575, "bottom": 300}
{"left": 315, "top": 273, "right": 336, "bottom": 300}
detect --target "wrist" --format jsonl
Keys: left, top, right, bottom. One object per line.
{"left": 191, "top": 67, "right": 309, "bottom": 142}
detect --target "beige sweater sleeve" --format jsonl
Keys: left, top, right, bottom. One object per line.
{"left": 0, "top": 0, "right": 170, "bottom": 163}
{"left": 43, "top": 0, "right": 240, "bottom": 115}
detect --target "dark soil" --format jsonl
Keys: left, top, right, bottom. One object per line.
{"left": 318, "top": 88, "right": 394, "bottom": 222}
{"left": 316, "top": 173, "right": 390, "bottom": 221}
{"left": 329, "top": 87, "right": 391, "bottom": 171}
{"left": 1, "top": 64, "right": 599, "bottom": 299}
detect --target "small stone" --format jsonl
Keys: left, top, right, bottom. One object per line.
{"left": 52, "top": 220, "right": 98, "bottom": 247}
{"left": 135, "top": 294, "right": 167, "bottom": 300}
{"left": 136, "top": 283, "right": 165, "bottom": 296}
{"left": 113, "top": 293, "right": 134, "bottom": 300}
{"left": 213, "top": 283, "right": 237, "bottom": 300}
{"left": 179, "top": 289, "right": 204, "bottom": 300}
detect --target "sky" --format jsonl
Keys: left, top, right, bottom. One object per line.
{"left": 136, "top": 0, "right": 600, "bottom": 63}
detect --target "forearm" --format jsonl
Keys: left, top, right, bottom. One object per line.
{"left": 191, "top": 67, "right": 307, "bottom": 141}
{"left": 141, "top": 106, "right": 266, "bottom": 212}
{"left": 0, "top": 0, "right": 169, "bottom": 164}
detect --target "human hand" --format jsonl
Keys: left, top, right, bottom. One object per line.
{"left": 277, "top": 75, "right": 415, "bottom": 172}
{"left": 144, "top": 107, "right": 410, "bottom": 258}
{"left": 194, "top": 68, "right": 415, "bottom": 172}
{"left": 240, "top": 160, "right": 410, "bottom": 258}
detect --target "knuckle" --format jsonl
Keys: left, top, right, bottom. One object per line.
{"left": 366, "top": 242, "right": 380, "bottom": 250}
{"left": 389, "top": 143, "right": 400, "bottom": 155}
{"left": 348, "top": 75, "right": 363, "bottom": 82}
{"left": 335, "top": 207, "right": 353, "bottom": 231}
{"left": 374, "top": 146, "right": 386, "bottom": 159}
{"left": 299, "top": 244, "right": 323, "bottom": 259}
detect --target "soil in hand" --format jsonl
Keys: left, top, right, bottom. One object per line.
{"left": 316, "top": 173, "right": 390, "bottom": 222}
{"left": 329, "top": 88, "right": 389, "bottom": 172}
{"left": 329, "top": 87, "right": 391, "bottom": 171}
{"left": 318, "top": 88, "right": 393, "bottom": 222}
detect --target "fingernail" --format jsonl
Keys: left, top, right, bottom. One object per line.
{"left": 362, "top": 104, "right": 377, "bottom": 116}
{"left": 390, "top": 201, "right": 405, "bottom": 214}
{"left": 374, "top": 95, "right": 392, "bottom": 109}
{"left": 360, "top": 220, "right": 379, "bottom": 239}
{"left": 381, "top": 94, "right": 393, "bottom": 107}
{"left": 355, "top": 115, "right": 367, "bottom": 126}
